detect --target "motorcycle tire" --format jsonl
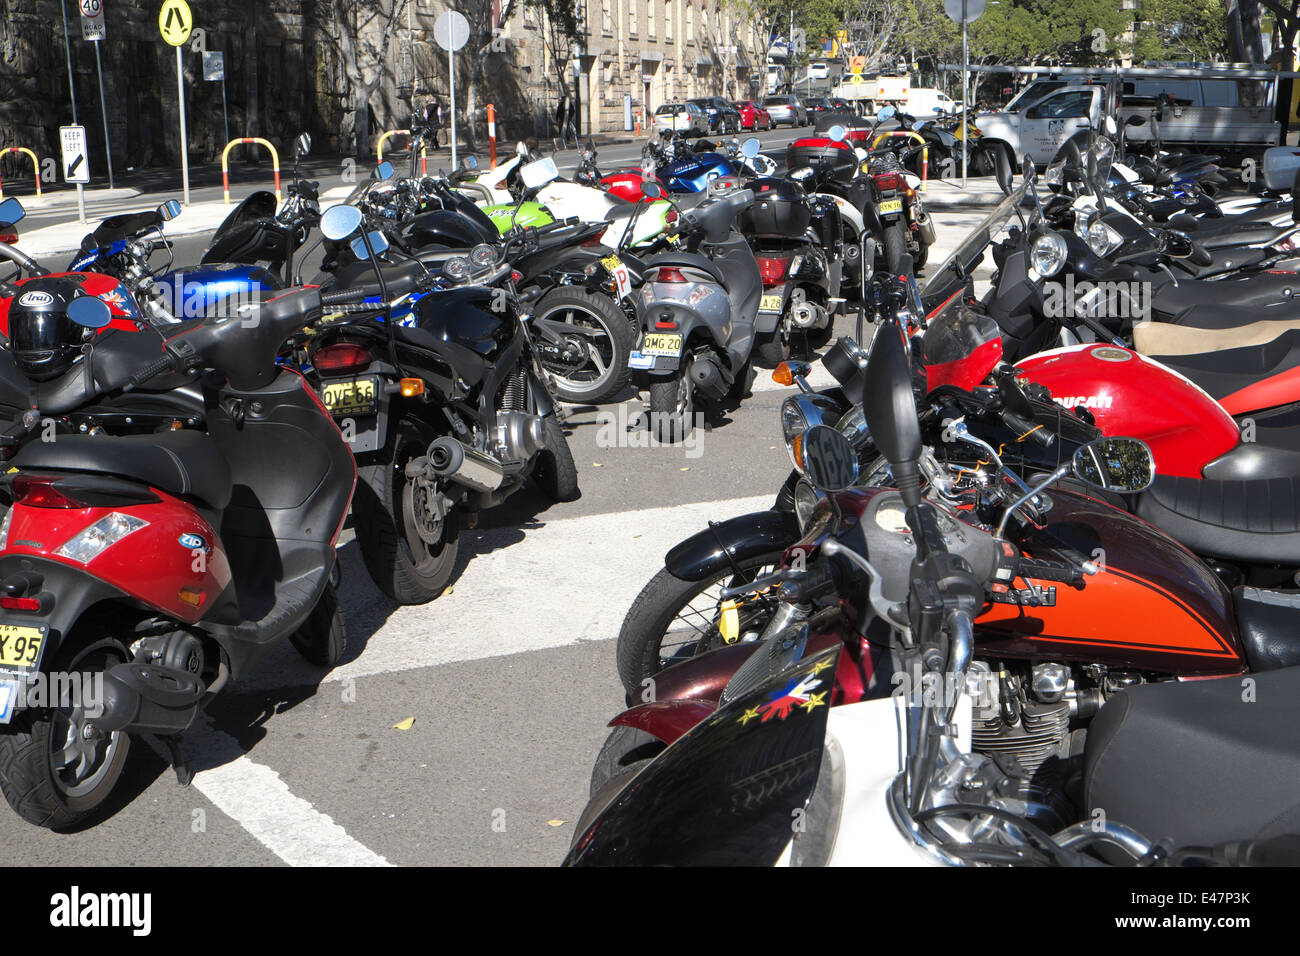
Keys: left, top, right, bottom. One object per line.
{"left": 648, "top": 374, "right": 696, "bottom": 443}
{"left": 0, "top": 635, "right": 132, "bottom": 830}
{"left": 588, "top": 725, "right": 664, "bottom": 797}
{"left": 289, "top": 582, "right": 348, "bottom": 668}
{"left": 354, "top": 415, "right": 461, "bottom": 606}
{"left": 884, "top": 221, "right": 909, "bottom": 275}
{"left": 533, "top": 287, "right": 635, "bottom": 405}
{"left": 532, "top": 413, "right": 580, "bottom": 502}
{"left": 616, "top": 551, "right": 786, "bottom": 700}
{"left": 754, "top": 328, "right": 791, "bottom": 367}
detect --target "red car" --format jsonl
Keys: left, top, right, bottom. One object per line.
{"left": 734, "top": 100, "right": 773, "bottom": 131}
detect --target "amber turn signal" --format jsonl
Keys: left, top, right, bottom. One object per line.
{"left": 772, "top": 362, "right": 794, "bottom": 387}
{"left": 400, "top": 378, "right": 424, "bottom": 398}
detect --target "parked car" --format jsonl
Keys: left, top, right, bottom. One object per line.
{"left": 688, "top": 97, "right": 742, "bottom": 134}
{"left": 762, "top": 94, "right": 808, "bottom": 127}
{"left": 735, "top": 100, "right": 773, "bottom": 131}
{"left": 653, "top": 102, "right": 709, "bottom": 136}
{"left": 801, "top": 95, "right": 834, "bottom": 117}
{"left": 905, "top": 88, "right": 959, "bottom": 116}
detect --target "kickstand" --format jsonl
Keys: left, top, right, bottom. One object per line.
{"left": 157, "top": 735, "right": 193, "bottom": 787}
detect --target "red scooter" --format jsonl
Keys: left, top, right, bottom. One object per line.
{"left": 0, "top": 279, "right": 362, "bottom": 830}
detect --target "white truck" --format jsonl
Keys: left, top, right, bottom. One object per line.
{"left": 975, "top": 74, "right": 1283, "bottom": 167}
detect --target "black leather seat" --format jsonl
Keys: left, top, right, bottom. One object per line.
{"left": 12, "top": 431, "right": 232, "bottom": 510}
{"left": 1172, "top": 300, "right": 1300, "bottom": 330}
{"left": 1234, "top": 587, "right": 1300, "bottom": 671}
{"left": 1084, "top": 666, "right": 1300, "bottom": 848}
{"left": 1136, "top": 473, "right": 1300, "bottom": 565}
{"left": 1153, "top": 271, "right": 1300, "bottom": 320}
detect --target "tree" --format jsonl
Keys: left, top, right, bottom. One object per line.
{"left": 461, "top": 0, "right": 524, "bottom": 149}
{"left": 325, "top": 0, "right": 411, "bottom": 157}
{"left": 1131, "top": 0, "right": 1229, "bottom": 62}
{"left": 525, "top": 0, "right": 585, "bottom": 139}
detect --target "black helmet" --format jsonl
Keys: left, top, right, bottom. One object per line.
{"left": 6, "top": 277, "right": 90, "bottom": 381}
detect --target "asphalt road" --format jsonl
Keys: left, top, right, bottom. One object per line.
{"left": 0, "top": 127, "right": 994, "bottom": 865}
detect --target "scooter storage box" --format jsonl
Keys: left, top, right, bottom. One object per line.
{"left": 786, "top": 139, "right": 857, "bottom": 184}
{"left": 740, "top": 178, "right": 811, "bottom": 238}
{"left": 1262, "top": 146, "right": 1300, "bottom": 192}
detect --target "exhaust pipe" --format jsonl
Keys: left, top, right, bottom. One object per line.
{"left": 89, "top": 662, "right": 205, "bottom": 736}
{"left": 916, "top": 210, "right": 937, "bottom": 247}
{"left": 424, "top": 436, "right": 505, "bottom": 493}
{"left": 689, "top": 354, "right": 731, "bottom": 400}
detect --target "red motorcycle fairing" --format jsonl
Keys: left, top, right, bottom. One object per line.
{"left": 1, "top": 486, "right": 231, "bottom": 624}
{"left": 600, "top": 169, "right": 666, "bottom": 203}
{"left": 1014, "top": 344, "right": 1239, "bottom": 480}
{"left": 0, "top": 272, "right": 142, "bottom": 336}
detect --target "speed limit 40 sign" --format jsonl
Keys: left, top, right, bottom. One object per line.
{"left": 79, "top": 0, "right": 106, "bottom": 41}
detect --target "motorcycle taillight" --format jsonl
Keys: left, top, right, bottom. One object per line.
{"left": 757, "top": 257, "right": 789, "bottom": 287}
{"left": 874, "top": 172, "right": 904, "bottom": 192}
{"left": 312, "top": 342, "right": 373, "bottom": 373}
{"left": 653, "top": 267, "right": 688, "bottom": 283}
{"left": 582, "top": 226, "right": 609, "bottom": 247}
{"left": 12, "top": 477, "right": 86, "bottom": 509}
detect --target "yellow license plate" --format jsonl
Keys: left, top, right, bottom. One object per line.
{"left": 0, "top": 625, "right": 45, "bottom": 672}
{"left": 879, "top": 199, "right": 903, "bottom": 215}
{"left": 321, "top": 377, "right": 379, "bottom": 418}
{"left": 759, "top": 293, "right": 784, "bottom": 313}
{"left": 601, "top": 254, "right": 622, "bottom": 272}
{"left": 640, "top": 333, "right": 683, "bottom": 356}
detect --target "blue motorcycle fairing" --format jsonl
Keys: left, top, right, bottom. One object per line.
{"left": 660, "top": 153, "right": 742, "bottom": 193}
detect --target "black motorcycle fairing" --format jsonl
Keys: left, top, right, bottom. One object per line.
{"left": 1084, "top": 664, "right": 1300, "bottom": 849}
{"left": 664, "top": 509, "right": 802, "bottom": 582}
{"left": 78, "top": 210, "right": 163, "bottom": 256}
{"left": 400, "top": 208, "right": 497, "bottom": 251}
{"left": 564, "top": 645, "right": 836, "bottom": 867}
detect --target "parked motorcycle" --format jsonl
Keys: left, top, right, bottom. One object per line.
{"left": 301, "top": 204, "right": 580, "bottom": 605}
{"left": 0, "top": 275, "right": 363, "bottom": 829}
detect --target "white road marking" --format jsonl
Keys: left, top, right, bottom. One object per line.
{"left": 150, "top": 718, "right": 392, "bottom": 867}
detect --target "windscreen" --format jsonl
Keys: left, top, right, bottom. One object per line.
{"left": 921, "top": 178, "right": 1030, "bottom": 299}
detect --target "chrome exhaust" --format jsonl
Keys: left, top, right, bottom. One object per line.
{"left": 424, "top": 437, "right": 505, "bottom": 494}
{"left": 916, "top": 210, "right": 937, "bottom": 247}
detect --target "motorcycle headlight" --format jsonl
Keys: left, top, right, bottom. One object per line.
{"left": 781, "top": 394, "right": 841, "bottom": 473}
{"left": 1029, "top": 230, "right": 1068, "bottom": 279}
{"left": 792, "top": 479, "right": 824, "bottom": 532}
{"left": 469, "top": 243, "right": 498, "bottom": 269}
{"left": 1045, "top": 160, "right": 1065, "bottom": 187}
{"left": 54, "top": 513, "right": 149, "bottom": 564}
{"left": 443, "top": 256, "right": 472, "bottom": 281}
{"left": 1086, "top": 220, "right": 1122, "bottom": 258}
{"left": 1073, "top": 208, "right": 1096, "bottom": 241}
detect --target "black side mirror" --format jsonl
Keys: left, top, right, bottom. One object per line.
{"left": 861, "top": 320, "right": 923, "bottom": 508}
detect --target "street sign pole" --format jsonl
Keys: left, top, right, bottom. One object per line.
{"left": 177, "top": 44, "right": 190, "bottom": 204}
{"left": 59, "top": 0, "right": 86, "bottom": 221}
{"left": 159, "top": 0, "right": 194, "bottom": 204}
{"left": 433, "top": 11, "right": 469, "bottom": 170}
{"left": 92, "top": 42, "right": 114, "bottom": 189}
{"left": 448, "top": 44, "right": 457, "bottom": 169}
{"left": 962, "top": 0, "right": 968, "bottom": 188}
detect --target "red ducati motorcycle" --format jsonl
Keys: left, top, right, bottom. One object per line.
{"left": 0, "top": 277, "right": 362, "bottom": 829}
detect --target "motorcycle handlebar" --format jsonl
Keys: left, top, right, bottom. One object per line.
{"left": 0, "top": 241, "right": 48, "bottom": 277}
{"left": 321, "top": 287, "right": 370, "bottom": 307}
{"left": 126, "top": 354, "right": 177, "bottom": 390}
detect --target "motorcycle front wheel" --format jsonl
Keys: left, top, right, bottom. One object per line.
{"left": 354, "top": 414, "right": 461, "bottom": 605}
{"left": 615, "top": 552, "right": 785, "bottom": 700}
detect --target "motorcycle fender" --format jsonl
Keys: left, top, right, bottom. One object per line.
{"left": 663, "top": 508, "right": 801, "bottom": 582}
{"left": 610, "top": 698, "right": 726, "bottom": 745}
{"left": 631, "top": 305, "right": 703, "bottom": 373}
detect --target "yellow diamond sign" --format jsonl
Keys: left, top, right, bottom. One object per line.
{"left": 159, "top": 0, "right": 192, "bottom": 46}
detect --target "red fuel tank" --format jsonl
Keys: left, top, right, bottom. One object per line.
{"left": 1014, "top": 344, "right": 1238, "bottom": 479}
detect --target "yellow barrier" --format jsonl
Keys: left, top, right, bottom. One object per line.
{"left": 376, "top": 130, "right": 428, "bottom": 176}
{"left": 221, "top": 137, "right": 281, "bottom": 204}
{"left": 870, "top": 131, "right": 929, "bottom": 192}
{"left": 0, "top": 147, "right": 41, "bottom": 200}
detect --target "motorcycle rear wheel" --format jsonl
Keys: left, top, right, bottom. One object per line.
{"left": 648, "top": 374, "right": 696, "bottom": 443}
{"left": 0, "top": 635, "right": 132, "bottom": 830}
{"left": 354, "top": 415, "right": 461, "bottom": 605}
{"left": 289, "top": 582, "right": 348, "bottom": 668}
{"left": 533, "top": 288, "right": 636, "bottom": 405}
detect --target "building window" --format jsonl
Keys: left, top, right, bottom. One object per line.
{"left": 687, "top": 1, "right": 694, "bottom": 43}
{"left": 629, "top": 0, "right": 638, "bottom": 37}
{"left": 665, "top": 0, "right": 673, "bottom": 40}
{"left": 647, "top": 0, "right": 655, "bottom": 38}
{"left": 602, "top": 0, "right": 613, "bottom": 34}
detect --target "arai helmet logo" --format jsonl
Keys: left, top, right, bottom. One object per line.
{"left": 17, "top": 291, "right": 54, "bottom": 308}
{"left": 1053, "top": 395, "right": 1114, "bottom": 410}
{"left": 178, "top": 533, "right": 205, "bottom": 550}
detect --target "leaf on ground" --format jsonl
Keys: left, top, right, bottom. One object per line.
{"left": 392, "top": 717, "right": 416, "bottom": 731}
{"left": 546, "top": 819, "right": 565, "bottom": 827}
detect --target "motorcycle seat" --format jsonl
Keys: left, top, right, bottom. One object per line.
{"left": 1153, "top": 271, "right": 1300, "bottom": 318}
{"left": 1148, "top": 328, "right": 1300, "bottom": 413}
{"left": 1196, "top": 224, "right": 1293, "bottom": 251}
{"left": 1133, "top": 317, "right": 1300, "bottom": 356}
{"left": 1083, "top": 665, "right": 1300, "bottom": 849}
{"left": 1233, "top": 587, "right": 1300, "bottom": 671}
{"left": 1136, "top": 473, "right": 1300, "bottom": 565}
{"left": 11, "top": 430, "right": 232, "bottom": 511}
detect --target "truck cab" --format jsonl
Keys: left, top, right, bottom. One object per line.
{"left": 976, "top": 84, "right": 1103, "bottom": 165}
